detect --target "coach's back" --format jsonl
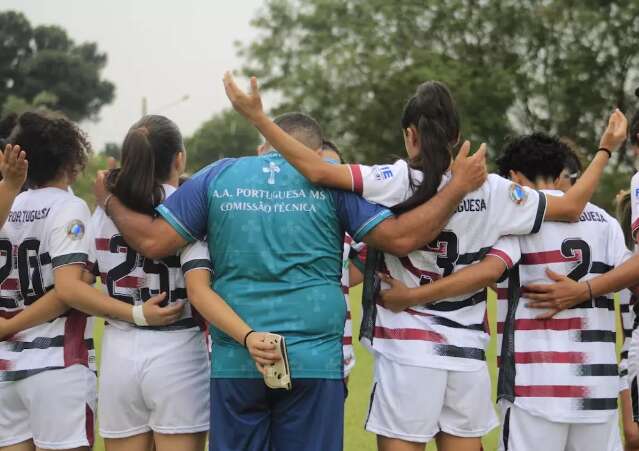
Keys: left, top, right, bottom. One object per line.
{"left": 158, "top": 150, "right": 390, "bottom": 380}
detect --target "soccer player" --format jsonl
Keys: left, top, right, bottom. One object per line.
{"left": 0, "top": 111, "right": 179, "bottom": 451}
{"left": 89, "top": 116, "right": 211, "bottom": 451}
{"left": 93, "top": 107, "right": 488, "bottom": 451}
{"left": 224, "top": 72, "right": 627, "bottom": 451}
{"left": 379, "top": 133, "right": 631, "bottom": 451}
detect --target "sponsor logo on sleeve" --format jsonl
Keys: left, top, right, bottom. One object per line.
{"left": 635, "top": 188, "right": 639, "bottom": 199}
{"left": 509, "top": 183, "right": 527, "bottom": 205}
{"left": 66, "top": 220, "right": 85, "bottom": 240}
{"left": 374, "top": 165, "right": 394, "bottom": 181}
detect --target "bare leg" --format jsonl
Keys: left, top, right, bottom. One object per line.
{"left": 435, "top": 431, "right": 482, "bottom": 451}
{"left": 377, "top": 435, "right": 425, "bottom": 451}
{"left": 104, "top": 432, "right": 153, "bottom": 451}
{"left": 621, "top": 389, "right": 639, "bottom": 451}
{"left": 154, "top": 432, "right": 207, "bottom": 451}
{"left": 1, "top": 440, "right": 35, "bottom": 451}
{"left": 36, "top": 447, "right": 88, "bottom": 451}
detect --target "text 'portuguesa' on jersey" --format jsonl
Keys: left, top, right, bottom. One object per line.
{"left": 0, "top": 188, "right": 95, "bottom": 382}
{"left": 354, "top": 160, "right": 546, "bottom": 372}
{"left": 89, "top": 184, "right": 211, "bottom": 332}
{"left": 157, "top": 151, "right": 392, "bottom": 379}
{"left": 494, "top": 190, "right": 632, "bottom": 423}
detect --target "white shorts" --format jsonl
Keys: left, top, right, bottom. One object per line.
{"left": 497, "top": 400, "right": 621, "bottom": 451}
{"left": 98, "top": 325, "right": 210, "bottom": 438}
{"left": 365, "top": 354, "right": 499, "bottom": 443}
{"left": 0, "top": 364, "right": 97, "bottom": 449}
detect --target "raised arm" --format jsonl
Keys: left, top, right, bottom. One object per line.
{"left": 224, "top": 72, "right": 353, "bottom": 189}
{"left": 379, "top": 255, "right": 507, "bottom": 312}
{"left": 94, "top": 171, "right": 187, "bottom": 259}
{"left": 0, "top": 144, "right": 28, "bottom": 227}
{"left": 185, "top": 268, "right": 280, "bottom": 370}
{"left": 0, "top": 290, "right": 68, "bottom": 341}
{"left": 543, "top": 109, "right": 628, "bottom": 222}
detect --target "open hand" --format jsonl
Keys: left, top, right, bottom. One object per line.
{"left": 379, "top": 273, "right": 414, "bottom": 313}
{"left": 0, "top": 144, "right": 27, "bottom": 192}
{"left": 599, "top": 108, "right": 628, "bottom": 152}
{"left": 524, "top": 268, "right": 590, "bottom": 319}
{"left": 223, "top": 71, "right": 264, "bottom": 124}
{"left": 93, "top": 170, "right": 110, "bottom": 209}
{"left": 141, "top": 293, "right": 185, "bottom": 326}
{"left": 450, "top": 141, "right": 487, "bottom": 195}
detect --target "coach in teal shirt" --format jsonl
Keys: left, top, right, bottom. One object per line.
{"left": 100, "top": 112, "right": 482, "bottom": 451}
{"left": 158, "top": 148, "right": 390, "bottom": 380}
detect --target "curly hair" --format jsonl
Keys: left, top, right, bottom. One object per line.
{"left": 7, "top": 110, "right": 91, "bottom": 187}
{"left": 496, "top": 132, "right": 569, "bottom": 182}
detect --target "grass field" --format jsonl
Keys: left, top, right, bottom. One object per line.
{"left": 91, "top": 286, "right": 623, "bottom": 451}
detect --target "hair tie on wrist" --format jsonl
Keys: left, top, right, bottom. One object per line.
{"left": 243, "top": 330, "right": 256, "bottom": 348}
{"left": 597, "top": 147, "right": 612, "bottom": 158}
{"left": 585, "top": 280, "right": 593, "bottom": 301}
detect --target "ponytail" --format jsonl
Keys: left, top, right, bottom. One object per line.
{"left": 107, "top": 115, "right": 183, "bottom": 215}
{"left": 392, "top": 81, "right": 459, "bottom": 215}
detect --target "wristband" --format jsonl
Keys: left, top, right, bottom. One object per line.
{"left": 243, "top": 329, "right": 256, "bottom": 348}
{"left": 597, "top": 147, "right": 612, "bottom": 158}
{"left": 132, "top": 304, "right": 149, "bottom": 326}
{"left": 585, "top": 280, "right": 594, "bottom": 301}
{"left": 103, "top": 194, "right": 114, "bottom": 216}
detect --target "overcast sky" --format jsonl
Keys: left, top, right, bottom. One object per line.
{"left": 3, "top": 0, "right": 265, "bottom": 149}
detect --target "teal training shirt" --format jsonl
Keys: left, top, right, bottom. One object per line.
{"left": 157, "top": 151, "right": 392, "bottom": 379}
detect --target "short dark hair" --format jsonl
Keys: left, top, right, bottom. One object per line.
{"left": 496, "top": 132, "right": 568, "bottom": 182}
{"left": 8, "top": 110, "right": 91, "bottom": 187}
{"left": 0, "top": 113, "right": 17, "bottom": 145}
{"left": 563, "top": 147, "right": 582, "bottom": 176}
{"left": 321, "top": 139, "right": 344, "bottom": 163}
{"left": 273, "top": 112, "right": 323, "bottom": 150}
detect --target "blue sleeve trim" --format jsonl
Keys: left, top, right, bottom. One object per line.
{"left": 353, "top": 209, "right": 393, "bottom": 242}
{"left": 156, "top": 205, "right": 198, "bottom": 243}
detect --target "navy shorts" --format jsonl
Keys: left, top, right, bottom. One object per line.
{"left": 209, "top": 378, "right": 345, "bottom": 451}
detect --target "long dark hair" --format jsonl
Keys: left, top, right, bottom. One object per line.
{"left": 392, "top": 81, "right": 460, "bottom": 215}
{"left": 107, "top": 115, "right": 183, "bottom": 215}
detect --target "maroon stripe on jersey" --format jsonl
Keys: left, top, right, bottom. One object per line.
{"left": 343, "top": 336, "right": 353, "bottom": 345}
{"left": 373, "top": 326, "right": 446, "bottom": 343}
{"left": 496, "top": 287, "right": 508, "bottom": 300}
{"left": 514, "top": 385, "right": 588, "bottom": 398}
{"left": 0, "top": 359, "right": 12, "bottom": 370}
{"left": 0, "top": 310, "right": 20, "bottom": 319}
{"left": 496, "top": 317, "right": 584, "bottom": 333}
{"left": 116, "top": 276, "right": 143, "bottom": 288}
{"left": 632, "top": 217, "right": 639, "bottom": 236}
{"left": 349, "top": 164, "right": 364, "bottom": 194}
{"left": 342, "top": 286, "right": 349, "bottom": 294}
{"left": 487, "top": 249, "right": 514, "bottom": 269}
{"left": 0, "top": 278, "right": 18, "bottom": 290}
{"left": 513, "top": 351, "right": 585, "bottom": 364}
{"left": 521, "top": 250, "right": 577, "bottom": 265}
{"left": 399, "top": 256, "right": 441, "bottom": 282}
{"left": 346, "top": 311, "right": 351, "bottom": 320}
{"left": 64, "top": 310, "right": 89, "bottom": 367}
{"left": 404, "top": 308, "right": 432, "bottom": 318}
{"left": 95, "top": 238, "right": 110, "bottom": 251}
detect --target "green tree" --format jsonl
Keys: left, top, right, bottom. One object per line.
{"left": 186, "top": 109, "right": 261, "bottom": 172}
{"left": 238, "top": 0, "right": 639, "bottom": 210}
{"left": 0, "top": 11, "right": 114, "bottom": 121}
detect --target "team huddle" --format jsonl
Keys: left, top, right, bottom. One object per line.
{"left": 0, "top": 71, "right": 637, "bottom": 451}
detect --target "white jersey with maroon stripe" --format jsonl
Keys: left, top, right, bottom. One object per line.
{"left": 341, "top": 235, "right": 366, "bottom": 377}
{"left": 350, "top": 162, "right": 547, "bottom": 371}
{"left": 89, "top": 184, "right": 211, "bottom": 331}
{"left": 493, "top": 192, "right": 631, "bottom": 423}
{"left": 0, "top": 187, "right": 95, "bottom": 382}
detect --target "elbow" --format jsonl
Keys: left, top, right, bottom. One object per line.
{"left": 137, "top": 238, "right": 166, "bottom": 260}
{"left": 306, "top": 170, "right": 326, "bottom": 186}
{"left": 383, "top": 237, "right": 414, "bottom": 257}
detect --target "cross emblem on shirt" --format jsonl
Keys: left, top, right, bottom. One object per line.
{"left": 263, "top": 161, "right": 280, "bottom": 185}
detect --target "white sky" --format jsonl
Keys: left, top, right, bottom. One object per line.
{"left": 3, "top": 0, "right": 265, "bottom": 149}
